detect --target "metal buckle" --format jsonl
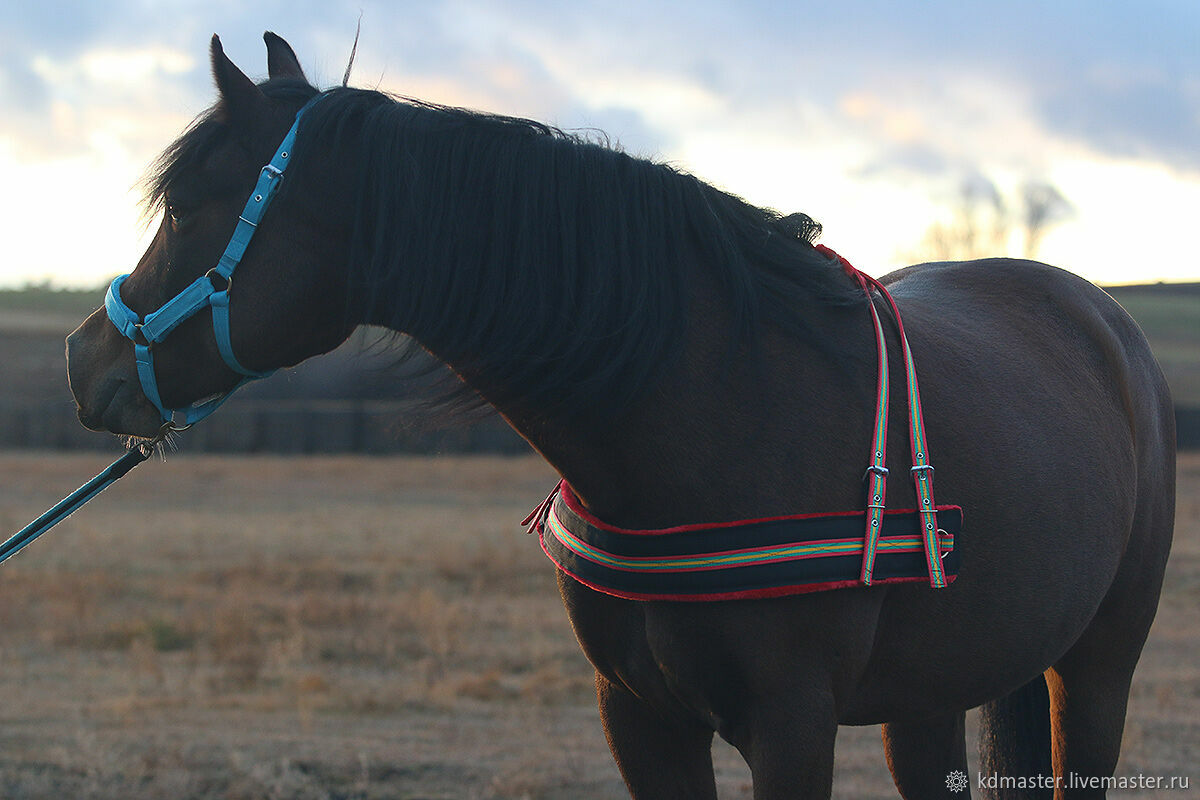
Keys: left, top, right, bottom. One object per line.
{"left": 863, "top": 464, "right": 889, "bottom": 480}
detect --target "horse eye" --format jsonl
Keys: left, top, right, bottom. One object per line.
{"left": 165, "top": 202, "right": 189, "bottom": 228}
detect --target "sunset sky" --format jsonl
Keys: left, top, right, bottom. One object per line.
{"left": 1, "top": 1, "right": 1197, "bottom": 288}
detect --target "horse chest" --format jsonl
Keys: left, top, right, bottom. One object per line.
{"left": 556, "top": 570, "right": 734, "bottom": 725}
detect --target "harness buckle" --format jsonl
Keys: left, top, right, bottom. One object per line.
{"left": 863, "top": 465, "right": 889, "bottom": 480}
{"left": 261, "top": 164, "right": 284, "bottom": 180}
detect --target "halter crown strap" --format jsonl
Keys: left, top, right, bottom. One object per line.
{"left": 104, "top": 93, "right": 322, "bottom": 426}
{"left": 815, "top": 245, "right": 946, "bottom": 588}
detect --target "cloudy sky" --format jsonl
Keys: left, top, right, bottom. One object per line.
{"left": 1, "top": 0, "right": 1197, "bottom": 288}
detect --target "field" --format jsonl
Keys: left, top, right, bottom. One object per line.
{"left": 0, "top": 451, "right": 1195, "bottom": 799}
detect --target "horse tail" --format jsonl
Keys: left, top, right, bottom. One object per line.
{"left": 977, "top": 674, "right": 1053, "bottom": 799}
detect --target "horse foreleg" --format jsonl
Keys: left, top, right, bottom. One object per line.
{"left": 596, "top": 672, "right": 718, "bottom": 800}
{"left": 724, "top": 692, "right": 838, "bottom": 799}
{"left": 882, "top": 713, "right": 971, "bottom": 798}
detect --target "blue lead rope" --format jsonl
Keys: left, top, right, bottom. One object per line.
{"left": 0, "top": 439, "right": 158, "bottom": 566}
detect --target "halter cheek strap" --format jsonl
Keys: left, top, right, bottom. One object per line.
{"left": 104, "top": 93, "right": 322, "bottom": 426}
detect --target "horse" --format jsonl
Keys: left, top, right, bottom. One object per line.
{"left": 65, "top": 33, "right": 1175, "bottom": 799}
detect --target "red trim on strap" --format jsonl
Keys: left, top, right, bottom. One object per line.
{"left": 817, "top": 245, "right": 946, "bottom": 587}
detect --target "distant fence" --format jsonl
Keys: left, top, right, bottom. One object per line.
{"left": 0, "top": 402, "right": 1196, "bottom": 454}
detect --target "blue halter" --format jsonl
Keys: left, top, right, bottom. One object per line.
{"left": 105, "top": 94, "right": 321, "bottom": 427}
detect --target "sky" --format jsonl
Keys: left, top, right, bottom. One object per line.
{"left": 1, "top": 1, "right": 1197, "bottom": 288}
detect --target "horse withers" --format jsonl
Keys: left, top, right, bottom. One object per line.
{"left": 65, "top": 33, "right": 1175, "bottom": 799}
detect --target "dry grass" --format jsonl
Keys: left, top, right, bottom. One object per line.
{"left": 0, "top": 451, "right": 1194, "bottom": 798}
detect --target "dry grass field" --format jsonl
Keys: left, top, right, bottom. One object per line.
{"left": 0, "top": 451, "right": 1194, "bottom": 799}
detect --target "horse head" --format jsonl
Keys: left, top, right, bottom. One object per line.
{"left": 66, "top": 33, "right": 352, "bottom": 438}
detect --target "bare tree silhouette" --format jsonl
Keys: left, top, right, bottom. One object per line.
{"left": 909, "top": 176, "right": 1074, "bottom": 262}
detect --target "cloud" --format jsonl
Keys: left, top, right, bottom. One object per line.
{"left": 1, "top": 44, "right": 200, "bottom": 161}
{"left": 1, "top": 0, "right": 1197, "bottom": 286}
{"left": 1036, "top": 68, "right": 1200, "bottom": 171}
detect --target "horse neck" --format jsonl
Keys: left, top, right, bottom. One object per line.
{"left": 337, "top": 108, "right": 683, "bottom": 415}
{"left": 495, "top": 277, "right": 879, "bottom": 530}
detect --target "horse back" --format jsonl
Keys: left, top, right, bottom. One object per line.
{"left": 884, "top": 257, "right": 1175, "bottom": 485}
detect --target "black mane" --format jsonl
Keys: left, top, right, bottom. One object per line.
{"left": 152, "top": 83, "right": 862, "bottom": 419}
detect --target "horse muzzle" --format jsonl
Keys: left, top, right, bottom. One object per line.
{"left": 66, "top": 309, "right": 165, "bottom": 438}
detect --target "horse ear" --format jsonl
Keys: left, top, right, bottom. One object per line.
{"left": 264, "top": 31, "right": 306, "bottom": 81}
{"left": 211, "top": 34, "right": 264, "bottom": 119}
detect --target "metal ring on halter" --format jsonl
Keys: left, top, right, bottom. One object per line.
{"left": 205, "top": 268, "right": 231, "bottom": 292}
{"left": 136, "top": 419, "right": 191, "bottom": 457}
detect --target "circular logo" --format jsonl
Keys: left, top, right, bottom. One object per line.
{"left": 946, "top": 770, "right": 969, "bottom": 793}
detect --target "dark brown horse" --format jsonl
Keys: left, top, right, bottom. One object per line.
{"left": 65, "top": 33, "right": 1175, "bottom": 798}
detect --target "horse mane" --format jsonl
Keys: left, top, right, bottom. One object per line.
{"left": 142, "top": 80, "right": 319, "bottom": 218}
{"left": 149, "top": 81, "right": 863, "bottom": 420}
{"left": 292, "top": 87, "right": 864, "bottom": 418}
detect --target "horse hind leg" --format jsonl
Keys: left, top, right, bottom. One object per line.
{"left": 1044, "top": 485, "right": 1172, "bottom": 798}
{"left": 1043, "top": 575, "right": 1166, "bottom": 796}
{"left": 1043, "top": 662, "right": 1129, "bottom": 799}
{"left": 1044, "top": 601, "right": 1154, "bottom": 800}
{"left": 882, "top": 711, "right": 972, "bottom": 798}
{"left": 977, "top": 676, "right": 1054, "bottom": 799}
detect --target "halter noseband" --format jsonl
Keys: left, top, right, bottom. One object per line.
{"left": 105, "top": 94, "right": 322, "bottom": 427}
